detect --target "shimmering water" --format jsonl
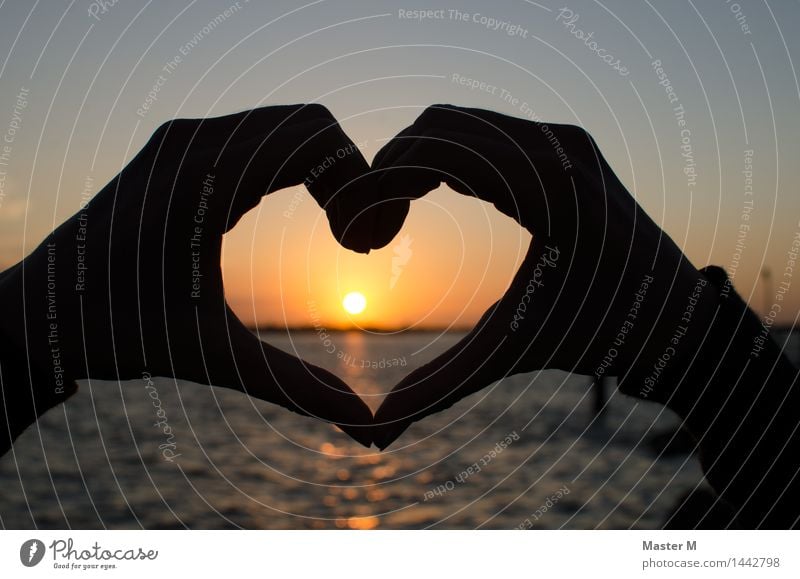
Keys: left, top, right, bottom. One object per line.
{"left": 0, "top": 330, "right": 714, "bottom": 529}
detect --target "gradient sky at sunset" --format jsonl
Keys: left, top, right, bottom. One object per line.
{"left": 1, "top": 0, "right": 798, "bottom": 329}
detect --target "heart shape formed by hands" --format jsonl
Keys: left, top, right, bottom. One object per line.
{"left": 0, "top": 103, "right": 717, "bottom": 456}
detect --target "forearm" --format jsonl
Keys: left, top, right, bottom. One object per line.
{"left": 0, "top": 263, "right": 79, "bottom": 455}
{"left": 620, "top": 265, "right": 800, "bottom": 528}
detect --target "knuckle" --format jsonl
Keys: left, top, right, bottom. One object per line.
{"left": 554, "top": 124, "right": 597, "bottom": 161}
{"left": 560, "top": 123, "right": 592, "bottom": 144}
{"left": 300, "top": 102, "right": 333, "bottom": 121}
{"left": 416, "top": 103, "right": 457, "bottom": 128}
{"left": 149, "top": 118, "right": 193, "bottom": 147}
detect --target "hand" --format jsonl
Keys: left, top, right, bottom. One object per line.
{"left": 371, "top": 104, "right": 718, "bottom": 449}
{"left": 0, "top": 104, "right": 380, "bottom": 447}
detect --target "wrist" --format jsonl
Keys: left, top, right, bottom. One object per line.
{"left": 619, "top": 265, "right": 800, "bottom": 527}
{"left": 620, "top": 266, "right": 785, "bottom": 414}
{"left": 617, "top": 264, "right": 721, "bottom": 402}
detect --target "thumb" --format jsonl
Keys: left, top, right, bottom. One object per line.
{"left": 372, "top": 239, "right": 564, "bottom": 449}
{"left": 188, "top": 312, "right": 374, "bottom": 447}
{"left": 372, "top": 301, "right": 511, "bottom": 450}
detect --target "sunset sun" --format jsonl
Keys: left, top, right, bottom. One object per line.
{"left": 342, "top": 291, "right": 367, "bottom": 315}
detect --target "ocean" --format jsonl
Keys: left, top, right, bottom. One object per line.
{"left": 0, "top": 329, "right": 734, "bottom": 529}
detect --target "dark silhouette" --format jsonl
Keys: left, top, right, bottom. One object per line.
{"left": 664, "top": 488, "right": 741, "bottom": 529}
{"left": 0, "top": 104, "right": 382, "bottom": 452}
{"left": 368, "top": 105, "right": 800, "bottom": 529}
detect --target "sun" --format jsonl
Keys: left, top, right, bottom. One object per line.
{"left": 342, "top": 291, "right": 367, "bottom": 315}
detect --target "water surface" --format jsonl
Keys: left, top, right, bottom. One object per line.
{"left": 0, "top": 330, "right": 709, "bottom": 529}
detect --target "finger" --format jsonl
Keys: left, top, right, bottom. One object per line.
{"left": 368, "top": 110, "right": 516, "bottom": 246}
{"left": 372, "top": 240, "right": 565, "bottom": 450}
{"left": 372, "top": 105, "right": 583, "bottom": 234}
{"left": 399, "top": 104, "right": 591, "bottom": 162}
{"left": 374, "top": 127, "right": 560, "bottom": 234}
{"left": 160, "top": 104, "right": 381, "bottom": 253}
{"left": 162, "top": 104, "right": 322, "bottom": 148}
{"left": 372, "top": 300, "right": 511, "bottom": 450}
{"left": 231, "top": 321, "right": 374, "bottom": 447}
{"left": 178, "top": 311, "right": 373, "bottom": 447}
{"left": 214, "top": 116, "right": 375, "bottom": 253}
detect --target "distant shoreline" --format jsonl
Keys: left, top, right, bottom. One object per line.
{"left": 250, "top": 323, "right": 800, "bottom": 335}
{"left": 250, "top": 325, "right": 474, "bottom": 334}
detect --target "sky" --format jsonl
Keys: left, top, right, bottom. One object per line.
{"left": 0, "top": 0, "right": 798, "bottom": 329}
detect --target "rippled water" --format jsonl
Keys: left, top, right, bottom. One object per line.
{"left": 0, "top": 330, "right": 712, "bottom": 529}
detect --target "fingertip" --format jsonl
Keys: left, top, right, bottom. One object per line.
{"left": 369, "top": 198, "right": 409, "bottom": 250}
{"left": 326, "top": 185, "right": 411, "bottom": 252}
{"left": 373, "top": 422, "right": 409, "bottom": 450}
{"left": 330, "top": 218, "right": 372, "bottom": 254}
{"left": 372, "top": 403, "right": 413, "bottom": 449}
{"left": 283, "top": 358, "right": 376, "bottom": 445}
{"left": 338, "top": 423, "right": 373, "bottom": 448}
{"left": 367, "top": 167, "right": 441, "bottom": 250}
{"left": 327, "top": 385, "right": 375, "bottom": 447}
{"left": 325, "top": 186, "right": 375, "bottom": 254}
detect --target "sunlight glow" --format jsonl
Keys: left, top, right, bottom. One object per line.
{"left": 342, "top": 291, "right": 367, "bottom": 315}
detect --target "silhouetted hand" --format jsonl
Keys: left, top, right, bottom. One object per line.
{"left": 0, "top": 104, "right": 379, "bottom": 447}
{"left": 371, "top": 105, "right": 718, "bottom": 449}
